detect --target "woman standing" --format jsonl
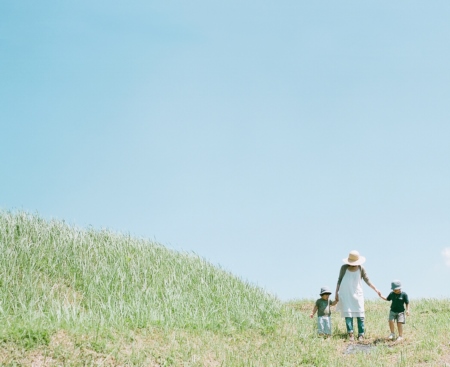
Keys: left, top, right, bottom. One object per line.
{"left": 335, "top": 250, "right": 381, "bottom": 341}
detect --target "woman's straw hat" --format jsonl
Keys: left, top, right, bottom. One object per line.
{"left": 343, "top": 250, "right": 366, "bottom": 265}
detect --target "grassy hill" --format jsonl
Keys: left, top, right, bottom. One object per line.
{"left": 0, "top": 211, "right": 449, "bottom": 366}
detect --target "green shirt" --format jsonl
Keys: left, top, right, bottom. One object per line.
{"left": 386, "top": 291, "right": 409, "bottom": 312}
{"left": 316, "top": 298, "right": 332, "bottom": 317}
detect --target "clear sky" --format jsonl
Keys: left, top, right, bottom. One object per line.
{"left": 2, "top": 1, "right": 450, "bottom": 301}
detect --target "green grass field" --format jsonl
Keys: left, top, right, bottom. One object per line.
{"left": 0, "top": 211, "right": 449, "bottom": 366}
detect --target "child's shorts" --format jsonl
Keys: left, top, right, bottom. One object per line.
{"left": 317, "top": 316, "right": 332, "bottom": 335}
{"left": 389, "top": 311, "right": 406, "bottom": 324}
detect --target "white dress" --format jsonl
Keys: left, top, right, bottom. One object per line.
{"left": 336, "top": 268, "right": 365, "bottom": 317}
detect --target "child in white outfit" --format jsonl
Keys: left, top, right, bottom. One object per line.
{"left": 310, "top": 286, "right": 338, "bottom": 336}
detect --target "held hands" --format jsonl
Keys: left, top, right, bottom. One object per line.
{"left": 375, "top": 289, "right": 387, "bottom": 300}
{"left": 370, "top": 285, "right": 381, "bottom": 297}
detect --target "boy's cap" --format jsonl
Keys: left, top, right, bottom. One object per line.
{"left": 391, "top": 280, "right": 402, "bottom": 290}
{"left": 320, "top": 286, "right": 332, "bottom": 295}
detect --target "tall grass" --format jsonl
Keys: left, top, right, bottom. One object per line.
{"left": 0, "top": 211, "right": 281, "bottom": 336}
{"left": 2, "top": 210, "right": 450, "bottom": 366}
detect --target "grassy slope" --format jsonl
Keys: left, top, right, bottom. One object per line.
{"left": 1, "top": 211, "right": 450, "bottom": 366}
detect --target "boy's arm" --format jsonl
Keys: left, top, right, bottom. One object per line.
{"left": 405, "top": 294, "right": 410, "bottom": 315}
{"left": 330, "top": 299, "right": 338, "bottom": 306}
{"left": 379, "top": 294, "right": 388, "bottom": 301}
{"left": 310, "top": 305, "right": 318, "bottom": 318}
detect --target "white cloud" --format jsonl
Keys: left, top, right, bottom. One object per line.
{"left": 442, "top": 248, "right": 450, "bottom": 267}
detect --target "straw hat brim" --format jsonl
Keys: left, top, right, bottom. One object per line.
{"left": 342, "top": 256, "right": 366, "bottom": 265}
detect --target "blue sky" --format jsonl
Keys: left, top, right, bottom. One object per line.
{"left": 2, "top": 1, "right": 450, "bottom": 301}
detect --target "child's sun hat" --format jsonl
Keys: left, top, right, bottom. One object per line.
{"left": 391, "top": 280, "right": 402, "bottom": 290}
{"left": 320, "top": 286, "right": 332, "bottom": 295}
{"left": 343, "top": 250, "right": 366, "bottom": 265}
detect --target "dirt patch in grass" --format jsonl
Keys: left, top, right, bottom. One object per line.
{"left": 50, "top": 330, "right": 75, "bottom": 350}
{"left": 29, "top": 352, "right": 56, "bottom": 367}
{"left": 437, "top": 343, "right": 450, "bottom": 366}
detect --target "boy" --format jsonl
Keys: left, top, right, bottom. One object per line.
{"left": 380, "top": 280, "right": 410, "bottom": 341}
{"left": 310, "top": 286, "right": 338, "bottom": 336}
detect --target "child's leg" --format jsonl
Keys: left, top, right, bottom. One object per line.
{"left": 317, "top": 316, "right": 325, "bottom": 336}
{"left": 389, "top": 320, "right": 395, "bottom": 333}
{"left": 324, "top": 316, "right": 332, "bottom": 336}
{"left": 397, "top": 321, "right": 403, "bottom": 337}
{"left": 388, "top": 311, "right": 396, "bottom": 339}
{"left": 397, "top": 312, "right": 406, "bottom": 337}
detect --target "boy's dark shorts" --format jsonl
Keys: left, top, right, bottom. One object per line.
{"left": 389, "top": 311, "right": 406, "bottom": 323}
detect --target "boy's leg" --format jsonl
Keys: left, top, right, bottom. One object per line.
{"left": 317, "top": 317, "right": 323, "bottom": 335}
{"left": 397, "top": 321, "right": 403, "bottom": 337}
{"left": 389, "top": 320, "right": 395, "bottom": 333}
{"left": 318, "top": 316, "right": 328, "bottom": 336}
{"left": 323, "top": 316, "right": 332, "bottom": 336}
{"left": 388, "top": 320, "right": 396, "bottom": 339}
{"left": 397, "top": 312, "right": 405, "bottom": 337}
{"left": 388, "top": 311, "right": 397, "bottom": 339}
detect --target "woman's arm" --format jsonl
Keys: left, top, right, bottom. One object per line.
{"left": 335, "top": 265, "right": 347, "bottom": 301}
{"left": 369, "top": 283, "right": 382, "bottom": 297}
{"left": 361, "top": 266, "right": 381, "bottom": 296}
